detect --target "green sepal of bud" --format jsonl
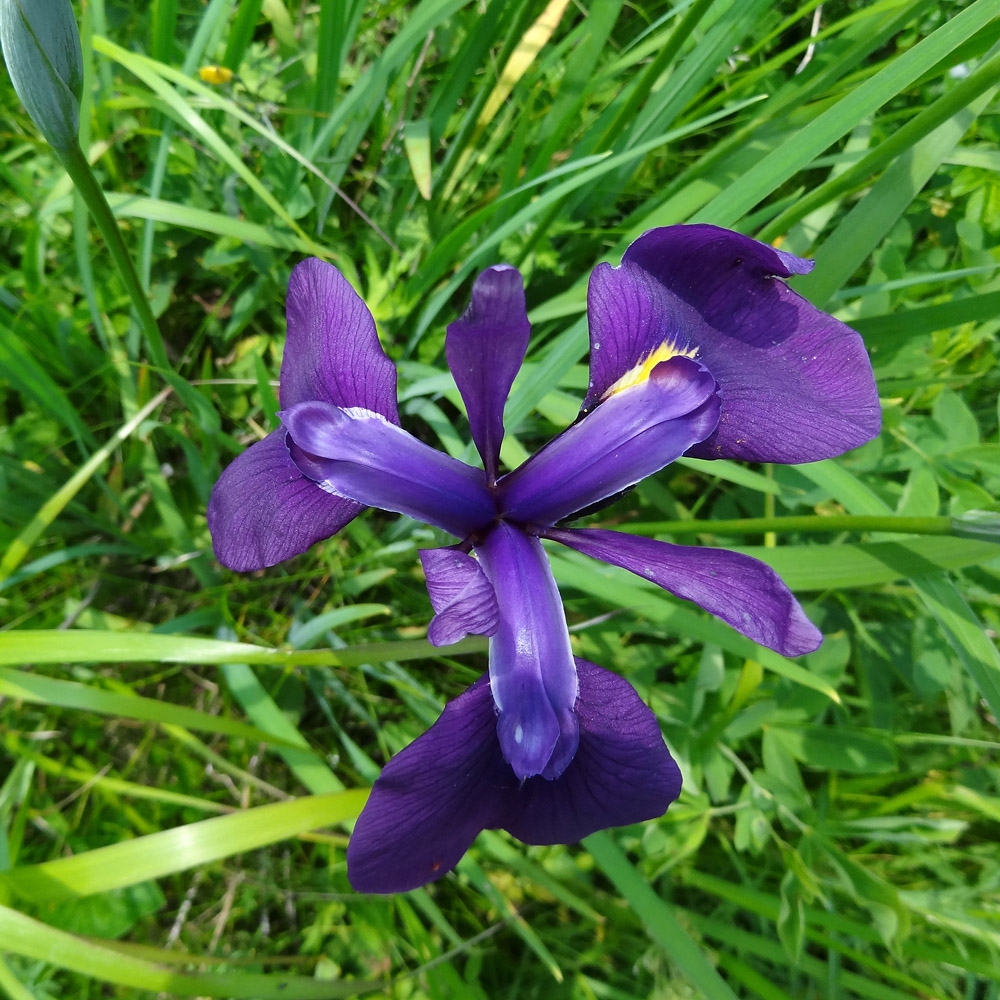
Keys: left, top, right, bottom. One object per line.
{"left": 951, "top": 509, "right": 1000, "bottom": 543}
{"left": 0, "top": 0, "right": 83, "bottom": 154}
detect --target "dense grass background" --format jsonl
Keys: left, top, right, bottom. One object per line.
{"left": 2, "top": 0, "right": 1000, "bottom": 996}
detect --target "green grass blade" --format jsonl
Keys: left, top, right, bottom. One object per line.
{"left": 0, "top": 630, "right": 486, "bottom": 668}
{"left": 0, "top": 388, "right": 170, "bottom": 585}
{"left": 0, "top": 790, "right": 366, "bottom": 901}
{"left": 585, "top": 832, "right": 739, "bottom": 1000}
{"left": 0, "top": 903, "right": 375, "bottom": 997}
{"left": 695, "top": 0, "right": 1000, "bottom": 227}
{"left": 0, "top": 667, "right": 303, "bottom": 748}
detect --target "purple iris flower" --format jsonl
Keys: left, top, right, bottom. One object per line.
{"left": 208, "top": 224, "right": 880, "bottom": 894}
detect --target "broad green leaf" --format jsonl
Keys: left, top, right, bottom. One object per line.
{"left": 769, "top": 725, "right": 896, "bottom": 774}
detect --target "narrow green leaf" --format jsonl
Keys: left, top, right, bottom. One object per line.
{"left": 0, "top": 790, "right": 366, "bottom": 901}
{"left": 585, "top": 832, "right": 740, "bottom": 1000}
{"left": 0, "top": 903, "right": 375, "bottom": 997}
{"left": 0, "top": 667, "right": 303, "bottom": 748}
{"left": 695, "top": 0, "right": 1000, "bottom": 227}
{"left": 0, "top": 630, "right": 486, "bottom": 668}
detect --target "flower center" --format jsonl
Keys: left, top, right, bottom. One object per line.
{"left": 600, "top": 339, "right": 698, "bottom": 400}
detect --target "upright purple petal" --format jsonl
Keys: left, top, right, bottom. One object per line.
{"left": 279, "top": 401, "right": 495, "bottom": 538}
{"left": 546, "top": 528, "right": 822, "bottom": 656}
{"left": 505, "top": 659, "right": 681, "bottom": 844}
{"left": 476, "top": 523, "right": 579, "bottom": 780}
{"left": 420, "top": 548, "right": 500, "bottom": 646}
{"left": 347, "top": 675, "right": 513, "bottom": 894}
{"left": 207, "top": 430, "right": 360, "bottom": 571}
{"left": 585, "top": 224, "right": 881, "bottom": 463}
{"left": 446, "top": 266, "right": 531, "bottom": 483}
{"left": 281, "top": 258, "right": 399, "bottom": 421}
{"left": 497, "top": 356, "right": 719, "bottom": 527}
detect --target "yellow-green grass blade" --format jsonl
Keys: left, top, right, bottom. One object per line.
{"left": 797, "top": 461, "right": 1000, "bottom": 728}
{"left": 101, "top": 46, "right": 321, "bottom": 256}
{"left": 95, "top": 34, "right": 393, "bottom": 253}
{"left": 2, "top": 732, "right": 231, "bottom": 816}
{"left": 795, "top": 70, "right": 1000, "bottom": 306}
{"left": 0, "top": 387, "right": 171, "bottom": 585}
{"left": 0, "top": 630, "right": 486, "bottom": 668}
{"left": 411, "top": 95, "right": 767, "bottom": 338}
{"left": 40, "top": 191, "right": 316, "bottom": 253}
{"left": 0, "top": 667, "right": 301, "bottom": 749}
{"left": 221, "top": 661, "right": 344, "bottom": 794}
{"left": 0, "top": 955, "right": 34, "bottom": 1000}
{"left": 0, "top": 903, "right": 376, "bottom": 997}
{"left": 743, "top": 537, "right": 1000, "bottom": 590}
{"left": 585, "top": 832, "right": 739, "bottom": 1000}
{"left": 684, "top": 908, "right": 922, "bottom": 1000}
{"left": 685, "top": 868, "right": 1000, "bottom": 980}
{"left": 0, "top": 790, "right": 366, "bottom": 901}
{"left": 695, "top": 0, "right": 1000, "bottom": 228}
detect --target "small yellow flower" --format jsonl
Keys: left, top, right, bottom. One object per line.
{"left": 198, "top": 65, "right": 233, "bottom": 85}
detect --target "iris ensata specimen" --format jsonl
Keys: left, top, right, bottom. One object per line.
{"left": 208, "top": 225, "right": 880, "bottom": 893}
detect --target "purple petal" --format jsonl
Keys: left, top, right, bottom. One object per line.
{"left": 446, "top": 266, "right": 530, "bottom": 483}
{"left": 347, "top": 675, "right": 514, "bottom": 894}
{"left": 281, "top": 258, "right": 399, "bottom": 421}
{"left": 546, "top": 527, "right": 822, "bottom": 656}
{"left": 476, "top": 523, "right": 579, "bottom": 780}
{"left": 497, "top": 356, "right": 719, "bottom": 527}
{"left": 279, "top": 401, "right": 495, "bottom": 538}
{"left": 419, "top": 548, "right": 500, "bottom": 646}
{"left": 585, "top": 224, "right": 881, "bottom": 463}
{"left": 207, "top": 430, "right": 360, "bottom": 571}
{"left": 504, "top": 659, "right": 682, "bottom": 844}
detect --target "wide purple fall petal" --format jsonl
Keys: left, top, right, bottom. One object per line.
{"left": 497, "top": 356, "right": 719, "bottom": 527}
{"left": 546, "top": 527, "right": 822, "bottom": 656}
{"left": 347, "top": 675, "right": 513, "bottom": 894}
{"left": 279, "top": 401, "right": 495, "bottom": 538}
{"left": 446, "top": 265, "right": 531, "bottom": 483}
{"left": 585, "top": 224, "right": 880, "bottom": 463}
{"left": 207, "top": 430, "right": 360, "bottom": 571}
{"left": 476, "top": 523, "right": 579, "bottom": 780}
{"left": 280, "top": 258, "right": 399, "bottom": 421}
{"left": 420, "top": 548, "right": 500, "bottom": 646}
{"left": 505, "top": 659, "right": 682, "bottom": 844}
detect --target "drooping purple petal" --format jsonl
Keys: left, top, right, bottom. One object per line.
{"left": 497, "top": 356, "right": 719, "bottom": 527}
{"left": 476, "top": 523, "right": 579, "bottom": 780}
{"left": 505, "top": 658, "right": 682, "bottom": 844}
{"left": 446, "top": 265, "right": 531, "bottom": 483}
{"left": 207, "top": 430, "right": 360, "bottom": 571}
{"left": 584, "top": 224, "right": 881, "bottom": 463}
{"left": 347, "top": 660, "right": 681, "bottom": 894}
{"left": 347, "top": 675, "right": 512, "bottom": 894}
{"left": 281, "top": 258, "right": 399, "bottom": 421}
{"left": 279, "top": 401, "right": 495, "bottom": 538}
{"left": 546, "top": 527, "right": 822, "bottom": 656}
{"left": 420, "top": 548, "right": 500, "bottom": 646}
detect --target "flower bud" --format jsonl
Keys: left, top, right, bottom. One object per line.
{"left": 0, "top": 0, "right": 83, "bottom": 154}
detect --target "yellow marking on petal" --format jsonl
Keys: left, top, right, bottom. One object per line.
{"left": 198, "top": 65, "right": 233, "bottom": 85}
{"left": 601, "top": 339, "right": 698, "bottom": 400}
